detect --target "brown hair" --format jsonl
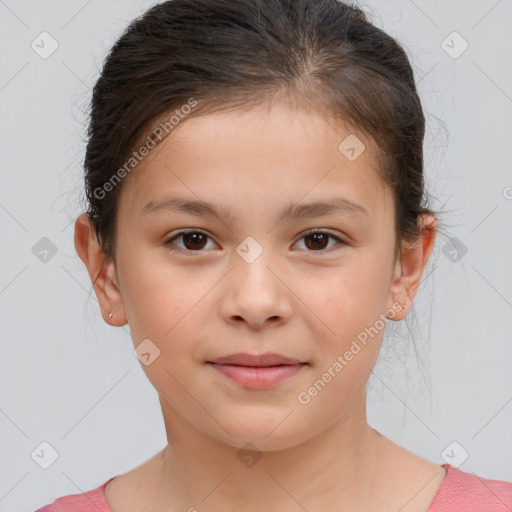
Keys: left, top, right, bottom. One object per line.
{"left": 83, "top": 0, "right": 437, "bottom": 266}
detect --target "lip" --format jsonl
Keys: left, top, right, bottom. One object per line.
{"left": 206, "top": 353, "right": 308, "bottom": 389}
{"left": 207, "top": 352, "right": 304, "bottom": 366}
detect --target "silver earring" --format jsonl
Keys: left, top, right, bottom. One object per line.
{"left": 108, "top": 313, "right": 113, "bottom": 318}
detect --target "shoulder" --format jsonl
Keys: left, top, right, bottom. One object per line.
{"left": 34, "top": 478, "right": 114, "bottom": 512}
{"left": 427, "top": 464, "right": 512, "bottom": 512}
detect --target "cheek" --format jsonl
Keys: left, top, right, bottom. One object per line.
{"left": 296, "top": 275, "right": 385, "bottom": 410}
{"left": 294, "top": 263, "right": 388, "bottom": 370}
{"left": 297, "top": 262, "right": 385, "bottom": 328}
{"left": 117, "top": 250, "right": 203, "bottom": 343}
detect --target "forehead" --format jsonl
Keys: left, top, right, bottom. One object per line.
{"left": 118, "top": 101, "right": 393, "bottom": 225}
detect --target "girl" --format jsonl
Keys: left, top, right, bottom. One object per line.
{"left": 36, "top": 0, "right": 512, "bottom": 510}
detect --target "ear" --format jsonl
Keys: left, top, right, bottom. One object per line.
{"left": 74, "top": 213, "right": 128, "bottom": 326}
{"left": 387, "top": 214, "right": 437, "bottom": 321}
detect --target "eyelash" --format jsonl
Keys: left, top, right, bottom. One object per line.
{"left": 164, "top": 229, "right": 347, "bottom": 255}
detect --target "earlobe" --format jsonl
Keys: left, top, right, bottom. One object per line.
{"left": 102, "top": 258, "right": 127, "bottom": 326}
{"left": 387, "top": 214, "right": 437, "bottom": 321}
{"left": 386, "top": 255, "right": 410, "bottom": 321}
{"left": 74, "top": 213, "right": 128, "bottom": 326}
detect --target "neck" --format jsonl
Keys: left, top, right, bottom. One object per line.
{"left": 153, "top": 391, "right": 385, "bottom": 511}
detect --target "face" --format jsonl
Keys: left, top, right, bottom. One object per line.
{"left": 95, "top": 100, "right": 410, "bottom": 450}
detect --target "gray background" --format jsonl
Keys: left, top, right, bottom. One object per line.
{"left": 0, "top": 0, "right": 511, "bottom": 510}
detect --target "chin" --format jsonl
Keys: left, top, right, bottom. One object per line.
{"left": 209, "top": 415, "right": 315, "bottom": 453}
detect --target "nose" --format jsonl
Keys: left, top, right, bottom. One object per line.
{"left": 219, "top": 251, "right": 293, "bottom": 331}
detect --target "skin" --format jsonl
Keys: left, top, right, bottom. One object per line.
{"left": 75, "top": 97, "right": 443, "bottom": 512}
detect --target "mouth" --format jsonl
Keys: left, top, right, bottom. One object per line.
{"left": 206, "top": 353, "right": 309, "bottom": 389}
{"left": 207, "top": 352, "right": 306, "bottom": 367}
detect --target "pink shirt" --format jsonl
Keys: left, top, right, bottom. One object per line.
{"left": 35, "top": 463, "right": 512, "bottom": 511}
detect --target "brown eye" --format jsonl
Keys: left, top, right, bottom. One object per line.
{"left": 165, "top": 230, "right": 217, "bottom": 253}
{"left": 293, "top": 230, "right": 346, "bottom": 252}
{"left": 181, "top": 232, "right": 208, "bottom": 250}
{"left": 304, "top": 232, "right": 329, "bottom": 250}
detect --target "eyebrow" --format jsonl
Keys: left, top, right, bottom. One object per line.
{"left": 141, "top": 195, "right": 370, "bottom": 223}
